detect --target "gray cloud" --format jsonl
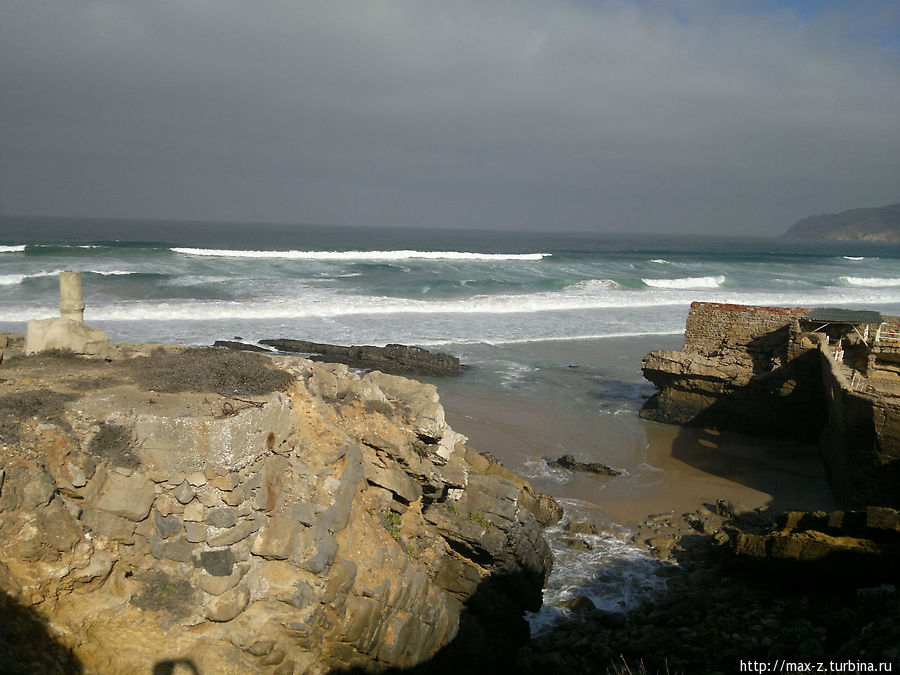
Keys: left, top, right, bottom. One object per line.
{"left": 1, "top": 0, "right": 898, "bottom": 234}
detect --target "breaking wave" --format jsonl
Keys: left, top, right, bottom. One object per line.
{"left": 642, "top": 275, "right": 725, "bottom": 289}
{"left": 841, "top": 276, "right": 900, "bottom": 287}
{"left": 172, "top": 247, "right": 550, "bottom": 261}
{"left": 0, "top": 245, "right": 26, "bottom": 253}
{"left": 0, "top": 269, "right": 134, "bottom": 286}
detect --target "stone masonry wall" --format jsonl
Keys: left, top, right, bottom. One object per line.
{"left": 684, "top": 302, "right": 807, "bottom": 352}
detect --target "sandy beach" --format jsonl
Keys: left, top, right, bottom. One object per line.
{"left": 434, "top": 335, "right": 835, "bottom": 528}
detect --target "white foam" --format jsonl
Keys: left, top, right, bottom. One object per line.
{"left": 0, "top": 270, "right": 61, "bottom": 285}
{"left": 841, "top": 276, "right": 900, "bottom": 288}
{"left": 642, "top": 275, "right": 725, "bottom": 289}
{"left": 0, "top": 245, "right": 25, "bottom": 253}
{"left": 0, "top": 269, "right": 134, "bottom": 286}
{"left": 416, "top": 331, "right": 685, "bottom": 347}
{"left": 843, "top": 256, "right": 864, "bottom": 261}
{"left": 567, "top": 279, "right": 621, "bottom": 291}
{"left": 172, "top": 247, "right": 550, "bottom": 261}
{"left": 650, "top": 258, "right": 669, "bottom": 264}
{"left": 528, "top": 517, "right": 669, "bottom": 634}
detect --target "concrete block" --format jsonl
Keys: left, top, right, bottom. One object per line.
{"left": 25, "top": 318, "right": 109, "bottom": 356}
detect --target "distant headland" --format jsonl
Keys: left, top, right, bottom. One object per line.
{"left": 785, "top": 202, "right": 900, "bottom": 242}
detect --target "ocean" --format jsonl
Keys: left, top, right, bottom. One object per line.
{"left": 2, "top": 215, "right": 898, "bottom": 627}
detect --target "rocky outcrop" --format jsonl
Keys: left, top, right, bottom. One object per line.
{"left": 546, "top": 454, "right": 620, "bottom": 476}
{"left": 729, "top": 506, "right": 900, "bottom": 577}
{"left": 520, "top": 504, "right": 900, "bottom": 674}
{"left": 0, "top": 346, "right": 552, "bottom": 673}
{"left": 257, "top": 339, "right": 463, "bottom": 376}
{"left": 641, "top": 302, "right": 900, "bottom": 508}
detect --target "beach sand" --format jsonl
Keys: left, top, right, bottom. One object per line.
{"left": 434, "top": 335, "right": 835, "bottom": 528}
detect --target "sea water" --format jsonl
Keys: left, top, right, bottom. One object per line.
{"left": 2, "top": 215, "right": 899, "bottom": 627}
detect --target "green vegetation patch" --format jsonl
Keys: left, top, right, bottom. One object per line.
{"left": 412, "top": 439, "right": 428, "bottom": 457}
{"left": 468, "top": 511, "right": 493, "bottom": 529}
{"left": 88, "top": 422, "right": 139, "bottom": 469}
{"left": 0, "top": 390, "right": 76, "bottom": 444}
{"left": 130, "top": 570, "right": 194, "bottom": 617}
{"left": 127, "top": 347, "right": 294, "bottom": 397}
{"left": 382, "top": 510, "right": 402, "bottom": 542}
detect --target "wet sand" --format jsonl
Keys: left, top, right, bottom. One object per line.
{"left": 434, "top": 336, "right": 835, "bottom": 527}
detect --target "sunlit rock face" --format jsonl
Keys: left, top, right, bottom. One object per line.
{"left": 0, "top": 346, "right": 554, "bottom": 673}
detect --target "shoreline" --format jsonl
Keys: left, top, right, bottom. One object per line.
{"left": 434, "top": 335, "right": 836, "bottom": 529}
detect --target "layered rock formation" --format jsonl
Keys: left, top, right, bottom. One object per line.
{"left": 256, "top": 339, "right": 464, "bottom": 377}
{"left": 0, "top": 346, "right": 553, "bottom": 673}
{"left": 641, "top": 302, "right": 900, "bottom": 508}
{"left": 519, "top": 505, "right": 900, "bottom": 673}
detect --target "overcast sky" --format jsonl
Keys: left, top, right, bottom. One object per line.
{"left": 1, "top": 1, "right": 898, "bottom": 235}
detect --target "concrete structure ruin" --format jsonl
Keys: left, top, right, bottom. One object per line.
{"left": 24, "top": 271, "right": 110, "bottom": 356}
{"left": 641, "top": 301, "right": 900, "bottom": 509}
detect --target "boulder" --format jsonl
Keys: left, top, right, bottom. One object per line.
{"left": 546, "top": 454, "right": 620, "bottom": 476}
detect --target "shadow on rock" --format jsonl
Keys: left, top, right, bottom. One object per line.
{"left": 335, "top": 570, "right": 536, "bottom": 674}
{"left": 152, "top": 659, "right": 200, "bottom": 675}
{"left": 0, "top": 590, "right": 83, "bottom": 674}
{"left": 517, "top": 514, "right": 900, "bottom": 674}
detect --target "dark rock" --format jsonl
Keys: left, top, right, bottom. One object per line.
{"left": 205, "top": 507, "right": 237, "bottom": 529}
{"left": 258, "top": 339, "right": 463, "bottom": 376}
{"left": 199, "top": 548, "right": 235, "bottom": 577}
{"left": 559, "top": 595, "right": 596, "bottom": 612}
{"left": 154, "top": 510, "right": 182, "bottom": 539}
{"left": 546, "top": 454, "right": 621, "bottom": 476}
{"left": 213, "top": 340, "right": 274, "bottom": 353}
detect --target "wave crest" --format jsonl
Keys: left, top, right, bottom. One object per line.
{"left": 841, "top": 276, "right": 900, "bottom": 288}
{"left": 641, "top": 275, "right": 725, "bottom": 289}
{"left": 172, "top": 247, "right": 550, "bottom": 261}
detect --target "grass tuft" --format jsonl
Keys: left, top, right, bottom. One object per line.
{"left": 128, "top": 347, "right": 293, "bottom": 397}
{"left": 88, "top": 422, "right": 140, "bottom": 468}
{"left": 0, "top": 390, "right": 76, "bottom": 443}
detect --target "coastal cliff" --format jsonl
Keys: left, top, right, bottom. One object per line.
{"left": 0, "top": 344, "right": 555, "bottom": 673}
{"left": 641, "top": 302, "right": 900, "bottom": 508}
{"left": 785, "top": 202, "right": 900, "bottom": 242}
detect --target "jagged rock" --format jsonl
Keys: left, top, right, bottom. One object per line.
{"left": 546, "top": 454, "right": 620, "bottom": 476}
{"left": 0, "top": 344, "right": 552, "bottom": 673}
{"left": 213, "top": 340, "right": 274, "bottom": 353}
{"left": 258, "top": 339, "right": 463, "bottom": 376}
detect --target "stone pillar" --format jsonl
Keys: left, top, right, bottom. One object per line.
{"left": 59, "top": 271, "right": 85, "bottom": 323}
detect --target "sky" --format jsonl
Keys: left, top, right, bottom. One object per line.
{"left": 1, "top": 1, "right": 898, "bottom": 235}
